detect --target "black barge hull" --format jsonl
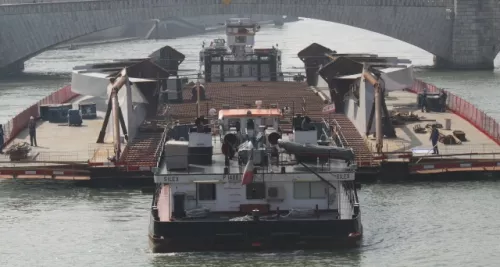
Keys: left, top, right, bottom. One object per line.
{"left": 149, "top": 216, "right": 362, "bottom": 252}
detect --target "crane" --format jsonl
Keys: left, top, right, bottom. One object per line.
{"left": 362, "top": 67, "right": 384, "bottom": 154}
{"left": 96, "top": 68, "right": 131, "bottom": 161}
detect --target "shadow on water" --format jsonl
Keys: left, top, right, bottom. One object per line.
{"left": 0, "top": 71, "right": 70, "bottom": 82}
{"left": 0, "top": 179, "right": 150, "bottom": 225}
{"left": 0, "top": 179, "right": 144, "bottom": 205}
{"left": 149, "top": 250, "right": 362, "bottom": 267}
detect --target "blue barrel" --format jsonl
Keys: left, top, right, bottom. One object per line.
{"left": 60, "top": 103, "right": 72, "bottom": 118}
{"left": 48, "top": 104, "right": 73, "bottom": 123}
{"left": 39, "top": 104, "right": 51, "bottom": 121}
{"left": 79, "top": 103, "right": 97, "bottom": 119}
{"left": 68, "top": 109, "right": 83, "bottom": 126}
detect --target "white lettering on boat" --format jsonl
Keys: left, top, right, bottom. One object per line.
{"left": 223, "top": 174, "right": 241, "bottom": 183}
{"left": 163, "top": 176, "right": 179, "bottom": 183}
{"left": 329, "top": 173, "right": 353, "bottom": 180}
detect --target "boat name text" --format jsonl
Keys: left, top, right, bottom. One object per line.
{"left": 164, "top": 176, "right": 179, "bottom": 183}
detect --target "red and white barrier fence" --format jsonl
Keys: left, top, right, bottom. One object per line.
{"left": 87, "top": 161, "right": 154, "bottom": 172}
{"left": 2, "top": 85, "right": 79, "bottom": 146}
{"left": 409, "top": 79, "right": 500, "bottom": 145}
{"left": 410, "top": 161, "right": 500, "bottom": 172}
{"left": 373, "top": 153, "right": 413, "bottom": 161}
{"left": 0, "top": 169, "right": 86, "bottom": 176}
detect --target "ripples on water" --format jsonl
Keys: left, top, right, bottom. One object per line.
{"left": 1, "top": 19, "right": 500, "bottom": 267}
{"left": 1, "top": 180, "right": 500, "bottom": 267}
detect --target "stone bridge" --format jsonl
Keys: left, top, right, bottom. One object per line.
{"left": 0, "top": 0, "right": 499, "bottom": 74}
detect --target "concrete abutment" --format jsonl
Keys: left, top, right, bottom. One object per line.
{"left": 445, "top": 0, "right": 499, "bottom": 70}
{"left": 0, "top": 61, "right": 24, "bottom": 77}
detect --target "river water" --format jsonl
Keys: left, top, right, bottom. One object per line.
{"left": 1, "top": 19, "right": 499, "bottom": 267}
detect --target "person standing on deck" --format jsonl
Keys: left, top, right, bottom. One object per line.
{"left": 430, "top": 125, "right": 439, "bottom": 154}
{"left": 421, "top": 87, "right": 428, "bottom": 112}
{"left": 28, "top": 116, "right": 37, "bottom": 147}
{"left": 439, "top": 89, "right": 447, "bottom": 112}
{"left": 0, "top": 124, "right": 4, "bottom": 154}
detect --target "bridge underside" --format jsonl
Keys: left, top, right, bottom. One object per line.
{"left": 0, "top": 0, "right": 464, "bottom": 74}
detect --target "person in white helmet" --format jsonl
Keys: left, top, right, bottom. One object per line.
{"left": 28, "top": 116, "right": 37, "bottom": 146}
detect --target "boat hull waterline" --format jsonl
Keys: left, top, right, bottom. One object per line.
{"left": 149, "top": 216, "right": 363, "bottom": 252}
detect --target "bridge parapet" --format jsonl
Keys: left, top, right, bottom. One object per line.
{"left": 2, "top": 0, "right": 496, "bottom": 71}
{"left": 0, "top": 0, "right": 451, "bottom": 15}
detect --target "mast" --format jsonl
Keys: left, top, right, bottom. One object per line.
{"left": 196, "top": 81, "right": 201, "bottom": 117}
{"left": 225, "top": 18, "right": 259, "bottom": 59}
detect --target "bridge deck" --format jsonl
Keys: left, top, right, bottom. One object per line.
{"left": 0, "top": 95, "right": 114, "bottom": 169}
{"left": 368, "top": 90, "right": 500, "bottom": 160}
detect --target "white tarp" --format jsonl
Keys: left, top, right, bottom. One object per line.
{"left": 72, "top": 70, "right": 155, "bottom": 102}
{"left": 71, "top": 71, "right": 110, "bottom": 98}
{"left": 106, "top": 82, "right": 149, "bottom": 104}
{"left": 380, "top": 66, "right": 415, "bottom": 91}
{"left": 104, "top": 82, "right": 148, "bottom": 143}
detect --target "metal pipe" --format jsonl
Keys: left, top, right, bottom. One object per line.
{"left": 111, "top": 87, "right": 121, "bottom": 160}
{"left": 363, "top": 69, "right": 382, "bottom": 153}
{"left": 196, "top": 81, "right": 201, "bottom": 117}
{"left": 111, "top": 74, "right": 128, "bottom": 91}
{"left": 109, "top": 73, "right": 128, "bottom": 160}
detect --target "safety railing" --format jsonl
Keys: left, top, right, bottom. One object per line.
{"left": 154, "top": 152, "right": 355, "bottom": 175}
{"left": 0, "top": 161, "right": 91, "bottom": 180}
{"left": 0, "top": 150, "right": 88, "bottom": 166}
{"left": 365, "top": 138, "right": 410, "bottom": 153}
{"left": 155, "top": 126, "right": 169, "bottom": 169}
{"left": 0, "top": 143, "right": 159, "bottom": 172}
{"left": 366, "top": 137, "right": 500, "bottom": 159}
{"left": 339, "top": 181, "right": 359, "bottom": 219}
{"left": 330, "top": 118, "right": 349, "bottom": 148}
{"left": 410, "top": 79, "right": 500, "bottom": 146}
{"left": 88, "top": 143, "right": 115, "bottom": 163}
{"left": 0, "top": 0, "right": 451, "bottom": 8}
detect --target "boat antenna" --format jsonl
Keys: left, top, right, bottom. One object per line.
{"left": 196, "top": 81, "right": 201, "bottom": 118}
{"left": 299, "top": 162, "right": 336, "bottom": 190}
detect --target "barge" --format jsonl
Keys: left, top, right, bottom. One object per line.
{"left": 150, "top": 18, "right": 361, "bottom": 252}
{"left": 299, "top": 43, "right": 500, "bottom": 181}
{"left": 1, "top": 23, "right": 500, "bottom": 185}
{"left": 0, "top": 46, "right": 188, "bottom": 186}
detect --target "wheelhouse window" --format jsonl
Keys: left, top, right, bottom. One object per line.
{"left": 197, "top": 183, "right": 216, "bottom": 201}
{"left": 293, "top": 182, "right": 327, "bottom": 199}
{"left": 235, "top": 36, "right": 247, "bottom": 43}
{"left": 246, "top": 182, "right": 266, "bottom": 199}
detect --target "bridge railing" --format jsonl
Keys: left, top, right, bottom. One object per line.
{"left": 317, "top": 0, "right": 450, "bottom": 7}
{"left": 0, "top": 0, "right": 452, "bottom": 6}
{"left": 409, "top": 79, "right": 500, "bottom": 146}
{"left": 0, "top": 0, "right": 453, "bottom": 11}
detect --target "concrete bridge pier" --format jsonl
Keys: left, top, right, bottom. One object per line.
{"left": 433, "top": 56, "right": 494, "bottom": 70}
{"left": 440, "top": 0, "right": 499, "bottom": 70}
{"left": 0, "top": 61, "right": 24, "bottom": 77}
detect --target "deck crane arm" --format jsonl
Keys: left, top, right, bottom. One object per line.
{"left": 362, "top": 69, "right": 383, "bottom": 153}
{"left": 96, "top": 69, "right": 130, "bottom": 161}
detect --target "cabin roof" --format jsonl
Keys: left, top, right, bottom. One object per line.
{"left": 219, "top": 108, "right": 282, "bottom": 118}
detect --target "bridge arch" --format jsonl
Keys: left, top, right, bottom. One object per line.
{"left": 0, "top": 0, "right": 452, "bottom": 72}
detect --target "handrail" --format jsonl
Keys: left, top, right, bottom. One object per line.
{"left": 155, "top": 126, "right": 170, "bottom": 168}
{"left": 151, "top": 184, "right": 162, "bottom": 208}
{"left": 330, "top": 118, "right": 349, "bottom": 148}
